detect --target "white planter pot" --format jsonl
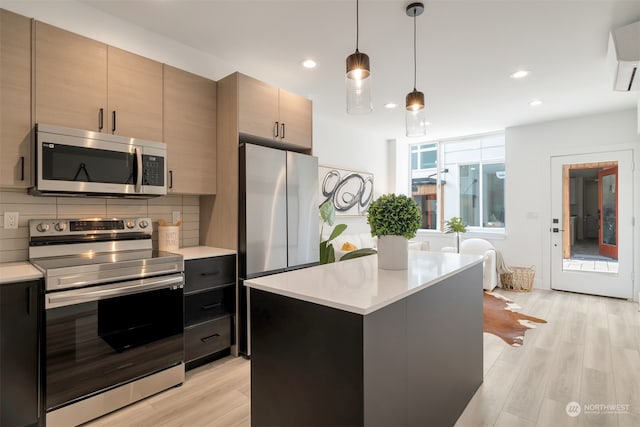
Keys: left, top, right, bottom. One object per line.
{"left": 377, "top": 235, "right": 408, "bottom": 270}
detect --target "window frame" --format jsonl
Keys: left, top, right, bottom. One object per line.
{"left": 408, "top": 132, "right": 505, "bottom": 234}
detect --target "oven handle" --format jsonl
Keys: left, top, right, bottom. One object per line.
{"left": 45, "top": 273, "right": 184, "bottom": 309}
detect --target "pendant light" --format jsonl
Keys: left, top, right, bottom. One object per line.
{"left": 406, "top": 2, "right": 426, "bottom": 137}
{"left": 346, "top": 0, "right": 372, "bottom": 114}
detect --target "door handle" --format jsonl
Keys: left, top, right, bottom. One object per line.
{"left": 274, "top": 121, "right": 279, "bottom": 138}
{"left": 112, "top": 110, "right": 117, "bottom": 133}
{"left": 280, "top": 123, "right": 285, "bottom": 139}
{"left": 98, "top": 108, "right": 104, "bottom": 130}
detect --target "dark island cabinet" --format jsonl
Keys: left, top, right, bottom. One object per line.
{"left": 0, "top": 279, "right": 42, "bottom": 427}
{"left": 184, "top": 255, "right": 236, "bottom": 370}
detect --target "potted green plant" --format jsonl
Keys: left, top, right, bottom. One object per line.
{"left": 367, "top": 193, "right": 421, "bottom": 270}
{"left": 444, "top": 216, "right": 467, "bottom": 253}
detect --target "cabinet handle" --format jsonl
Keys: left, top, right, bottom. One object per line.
{"left": 200, "top": 333, "right": 221, "bottom": 343}
{"left": 169, "top": 170, "right": 173, "bottom": 189}
{"left": 200, "top": 270, "right": 220, "bottom": 277}
{"left": 281, "top": 123, "right": 285, "bottom": 139}
{"left": 274, "top": 121, "right": 279, "bottom": 138}
{"left": 98, "top": 108, "right": 104, "bottom": 130}
{"left": 111, "top": 110, "right": 116, "bottom": 133}
{"left": 20, "top": 156, "right": 25, "bottom": 181}
{"left": 26, "top": 286, "right": 32, "bottom": 315}
{"left": 201, "top": 302, "right": 222, "bottom": 311}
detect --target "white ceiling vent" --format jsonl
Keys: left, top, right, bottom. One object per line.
{"left": 608, "top": 20, "right": 640, "bottom": 91}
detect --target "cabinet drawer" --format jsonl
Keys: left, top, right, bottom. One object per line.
{"left": 184, "top": 286, "right": 235, "bottom": 326}
{"left": 185, "top": 317, "right": 232, "bottom": 362}
{"left": 184, "top": 255, "right": 235, "bottom": 293}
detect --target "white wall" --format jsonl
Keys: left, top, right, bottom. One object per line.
{"left": 313, "top": 116, "right": 390, "bottom": 235}
{"left": 504, "top": 108, "right": 639, "bottom": 297}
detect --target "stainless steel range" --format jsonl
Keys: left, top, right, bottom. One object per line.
{"left": 29, "top": 217, "right": 185, "bottom": 427}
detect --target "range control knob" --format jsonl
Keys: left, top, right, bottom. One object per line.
{"left": 138, "top": 220, "right": 149, "bottom": 229}
{"left": 55, "top": 222, "right": 67, "bottom": 232}
{"left": 36, "top": 223, "right": 50, "bottom": 232}
{"left": 126, "top": 220, "right": 136, "bottom": 229}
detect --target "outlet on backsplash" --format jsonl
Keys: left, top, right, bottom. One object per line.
{"left": 3, "top": 212, "right": 19, "bottom": 229}
{"left": 172, "top": 211, "right": 181, "bottom": 225}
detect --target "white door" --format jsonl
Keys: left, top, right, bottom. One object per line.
{"left": 550, "top": 150, "right": 633, "bottom": 299}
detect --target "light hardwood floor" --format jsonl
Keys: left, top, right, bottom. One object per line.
{"left": 86, "top": 289, "right": 640, "bottom": 427}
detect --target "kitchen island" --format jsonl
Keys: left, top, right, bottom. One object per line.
{"left": 245, "top": 251, "right": 484, "bottom": 427}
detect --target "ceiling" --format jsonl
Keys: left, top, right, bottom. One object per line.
{"left": 81, "top": 0, "right": 640, "bottom": 143}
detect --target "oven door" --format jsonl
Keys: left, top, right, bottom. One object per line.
{"left": 44, "top": 274, "right": 184, "bottom": 412}
{"left": 34, "top": 124, "right": 166, "bottom": 196}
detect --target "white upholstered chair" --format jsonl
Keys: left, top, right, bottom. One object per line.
{"left": 459, "top": 238, "right": 498, "bottom": 291}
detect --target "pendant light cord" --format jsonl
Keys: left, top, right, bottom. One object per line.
{"left": 356, "top": 0, "right": 360, "bottom": 52}
{"left": 413, "top": 9, "right": 417, "bottom": 91}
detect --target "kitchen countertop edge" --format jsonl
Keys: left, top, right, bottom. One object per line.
{"left": 245, "top": 252, "right": 483, "bottom": 315}
{"left": 170, "top": 246, "right": 236, "bottom": 260}
{"left": 0, "top": 262, "right": 44, "bottom": 285}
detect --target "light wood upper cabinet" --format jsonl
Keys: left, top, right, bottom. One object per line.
{"left": 107, "top": 47, "right": 163, "bottom": 141}
{"left": 238, "top": 74, "right": 279, "bottom": 140}
{"left": 34, "top": 21, "right": 107, "bottom": 132}
{"left": 237, "top": 73, "right": 312, "bottom": 150}
{"left": 0, "top": 9, "right": 32, "bottom": 188}
{"left": 163, "top": 65, "right": 216, "bottom": 195}
{"left": 34, "top": 22, "right": 162, "bottom": 141}
{"left": 278, "top": 88, "right": 312, "bottom": 150}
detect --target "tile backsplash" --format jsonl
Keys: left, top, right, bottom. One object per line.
{"left": 0, "top": 189, "right": 200, "bottom": 263}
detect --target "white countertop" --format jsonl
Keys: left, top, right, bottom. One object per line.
{"left": 170, "top": 246, "right": 236, "bottom": 260}
{"left": 0, "top": 262, "right": 43, "bottom": 285}
{"left": 245, "top": 251, "right": 483, "bottom": 315}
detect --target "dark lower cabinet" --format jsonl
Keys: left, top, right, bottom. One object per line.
{"left": 0, "top": 279, "right": 42, "bottom": 427}
{"left": 184, "top": 255, "right": 236, "bottom": 370}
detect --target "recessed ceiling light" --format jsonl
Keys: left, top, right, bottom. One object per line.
{"left": 529, "top": 99, "right": 543, "bottom": 107}
{"left": 384, "top": 102, "right": 397, "bottom": 109}
{"left": 510, "top": 70, "right": 529, "bottom": 79}
{"left": 302, "top": 59, "right": 317, "bottom": 69}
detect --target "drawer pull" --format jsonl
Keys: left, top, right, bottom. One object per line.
{"left": 201, "top": 303, "right": 222, "bottom": 311}
{"left": 200, "top": 270, "right": 220, "bottom": 277}
{"left": 200, "top": 333, "right": 221, "bottom": 343}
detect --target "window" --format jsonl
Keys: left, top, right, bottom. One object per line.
{"left": 409, "top": 133, "right": 505, "bottom": 232}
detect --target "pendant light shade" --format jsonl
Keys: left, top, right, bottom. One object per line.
{"left": 346, "top": 0, "right": 372, "bottom": 114}
{"left": 406, "top": 2, "right": 426, "bottom": 137}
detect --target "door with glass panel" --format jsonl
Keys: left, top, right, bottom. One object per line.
{"left": 550, "top": 152, "right": 632, "bottom": 298}
{"left": 598, "top": 166, "right": 618, "bottom": 259}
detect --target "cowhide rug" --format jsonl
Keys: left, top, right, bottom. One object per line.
{"left": 483, "top": 291, "right": 546, "bottom": 346}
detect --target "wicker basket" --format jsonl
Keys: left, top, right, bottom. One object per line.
{"left": 500, "top": 266, "right": 535, "bottom": 291}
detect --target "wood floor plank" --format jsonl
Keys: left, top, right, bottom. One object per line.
{"left": 579, "top": 367, "right": 618, "bottom": 427}
{"left": 494, "top": 410, "right": 535, "bottom": 427}
{"left": 583, "top": 326, "right": 613, "bottom": 373}
{"left": 608, "top": 313, "right": 638, "bottom": 350}
{"left": 543, "top": 341, "right": 584, "bottom": 403}
{"left": 535, "top": 398, "right": 579, "bottom": 427}
{"left": 502, "top": 346, "right": 554, "bottom": 422}
{"left": 610, "top": 347, "right": 640, "bottom": 415}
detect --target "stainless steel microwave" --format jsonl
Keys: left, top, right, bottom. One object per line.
{"left": 31, "top": 124, "right": 167, "bottom": 198}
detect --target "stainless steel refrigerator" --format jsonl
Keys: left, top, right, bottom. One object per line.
{"left": 238, "top": 143, "right": 319, "bottom": 355}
